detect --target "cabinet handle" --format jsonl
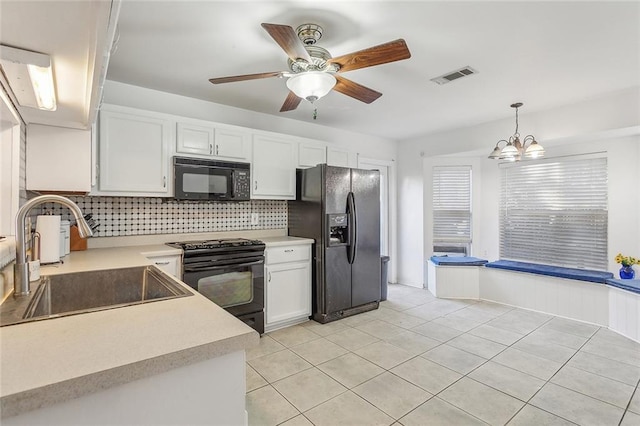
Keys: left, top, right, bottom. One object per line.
{"left": 155, "top": 261, "right": 171, "bottom": 265}
{"left": 268, "top": 271, "right": 271, "bottom": 282}
{"left": 163, "top": 176, "right": 166, "bottom": 188}
{"left": 216, "top": 145, "right": 219, "bottom": 156}
{"left": 284, "top": 249, "right": 294, "bottom": 253}
{"left": 254, "top": 181, "right": 258, "bottom": 191}
{"left": 209, "top": 144, "right": 213, "bottom": 155}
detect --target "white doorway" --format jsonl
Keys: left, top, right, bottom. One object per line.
{"left": 357, "top": 157, "right": 396, "bottom": 282}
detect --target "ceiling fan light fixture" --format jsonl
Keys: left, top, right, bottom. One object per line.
{"left": 286, "top": 71, "right": 336, "bottom": 103}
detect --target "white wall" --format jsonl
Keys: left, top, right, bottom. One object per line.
{"left": 397, "top": 87, "right": 640, "bottom": 286}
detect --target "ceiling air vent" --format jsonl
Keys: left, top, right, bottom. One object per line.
{"left": 431, "top": 66, "right": 478, "bottom": 85}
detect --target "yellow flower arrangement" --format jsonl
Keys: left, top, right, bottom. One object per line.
{"left": 615, "top": 253, "right": 639, "bottom": 268}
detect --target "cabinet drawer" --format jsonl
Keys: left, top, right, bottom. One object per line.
{"left": 145, "top": 254, "right": 181, "bottom": 279}
{"left": 266, "top": 245, "right": 310, "bottom": 264}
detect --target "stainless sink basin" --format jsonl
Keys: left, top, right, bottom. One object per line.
{"left": 15, "top": 266, "right": 192, "bottom": 323}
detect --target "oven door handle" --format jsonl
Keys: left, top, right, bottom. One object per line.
{"left": 184, "top": 259, "right": 264, "bottom": 272}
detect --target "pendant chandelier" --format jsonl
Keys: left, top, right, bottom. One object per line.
{"left": 488, "top": 102, "right": 544, "bottom": 161}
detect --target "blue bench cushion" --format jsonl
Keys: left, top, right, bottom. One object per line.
{"left": 485, "top": 260, "right": 613, "bottom": 284}
{"left": 430, "top": 256, "right": 488, "bottom": 266}
{"left": 606, "top": 279, "right": 640, "bottom": 295}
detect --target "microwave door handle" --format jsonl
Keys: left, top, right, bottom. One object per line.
{"left": 184, "top": 259, "right": 264, "bottom": 272}
{"left": 230, "top": 170, "right": 236, "bottom": 199}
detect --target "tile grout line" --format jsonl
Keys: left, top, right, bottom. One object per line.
{"left": 515, "top": 324, "right": 625, "bottom": 425}
{"left": 248, "top": 290, "right": 640, "bottom": 426}
{"left": 618, "top": 381, "right": 640, "bottom": 426}
{"left": 373, "top": 302, "right": 525, "bottom": 424}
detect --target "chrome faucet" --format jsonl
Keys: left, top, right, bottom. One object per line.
{"left": 14, "top": 195, "right": 93, "bottom": 296}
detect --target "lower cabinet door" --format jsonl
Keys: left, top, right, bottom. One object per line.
{"left": 265, "top": 262, "right": 311, "bottom": 325}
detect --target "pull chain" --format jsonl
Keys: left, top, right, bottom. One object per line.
{"left": 313, "top": 107, "right": 318, "bottom": 120}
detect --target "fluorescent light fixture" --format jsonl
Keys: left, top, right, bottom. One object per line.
{"left": 0, "top": 45, "right": 57, "bottom": 111}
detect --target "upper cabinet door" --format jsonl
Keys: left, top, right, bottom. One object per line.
{"left": 99, "top": 108, "right": 171, "bottom": 194}
{"left": 26, "top": 124, "right": 92, "bottom": 193}
{"left": 327, "top": 146, "right": 354, "bottom": 168}
{"left": 298, "top": 141, "right": 327, "bottom": 168}
{"left": 214, "top": 128, "right": 250, "bottom": 161}
{"left": 176, "top": 122, "right": 215, "bottom": 156}
{"left": 176, "top": 122, "right": 250, "bottom": 161}
{"left": 252, "top": 135, "right": 296, "bottom": 200}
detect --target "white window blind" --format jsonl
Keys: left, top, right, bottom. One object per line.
{"left": 500, "top": 156, "right": 608, "bottom": 270}
{"left": 432, "top": 166, "right": 472, "bottom": 245}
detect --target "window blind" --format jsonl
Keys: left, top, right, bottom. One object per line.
{"left": 433, "top": 166, "right": 472, "bottom": 244}
{"left": 500, "top": 156, "right": 608, "bottom": 270}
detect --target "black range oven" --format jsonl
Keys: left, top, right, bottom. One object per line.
{"left": 167, "top": 238, "right": 265, "bottom": 334}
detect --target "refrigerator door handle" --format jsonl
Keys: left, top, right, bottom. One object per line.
{"left": 347, "top": 191, "right": 357, "bottom": 264}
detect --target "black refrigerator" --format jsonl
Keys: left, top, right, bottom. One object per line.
{"left": 289, "top": 164, "right": 381, "bottom": 323}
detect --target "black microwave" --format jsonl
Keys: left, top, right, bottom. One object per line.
{"left": 174, "top": 157, "right": 251, "bottom": 201}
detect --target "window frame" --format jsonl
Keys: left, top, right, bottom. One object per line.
{"left": 432, "top": 165, "right": 472, "bottom": 255}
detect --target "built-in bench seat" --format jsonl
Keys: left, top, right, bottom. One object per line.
{"left": 606, "top": 278, "right": 640, "bottom": 295}
{"left": 484, "top": 260, "right": 614, "bottom": 284}
{"left": 428, "top": 257, "right": 639, "bottom": 342}
{"left": 430, "top": 256, "right": 488, "bottom": 266}
{"left": 427, "top": 257, "right": 488, "bottom": 299}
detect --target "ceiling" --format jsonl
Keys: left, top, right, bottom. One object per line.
{"left": 2, "top": 1, "right": 639, "bottom": 140}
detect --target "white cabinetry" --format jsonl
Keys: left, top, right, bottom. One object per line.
{"left": 215, "top": 128, "right": 250, "bottom": 160}
{"left": 26, "top": 124, "right": 92, "bottom": 193}
{"left": 251, "top": 134, "right": 296, "bottom": 200}
{"left": 298, "top": 141, "right": 355, "bottom": 169}
{"left": 176, "top": 121, "right": 250, "bottom": 161}
{"left": 327, "top": 146, "right": 354, "bottom": 168}
{"left": 176, "top": 122, "right": 213, "bottom": 156}
{"left": 264, "top": 243, "right": 312, "bottom": 332}
{"left": 144, "top": 253, "right": 182, "bottom": 279}
{"left": 298, "top": 140, "right": 327, "bottom": 168}
{"left": 97, "top": 106, "right": 171, "bottom": 196}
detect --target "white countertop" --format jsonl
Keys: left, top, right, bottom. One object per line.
{"left": 0, "top": 245, "right": 259, "bottom": 419}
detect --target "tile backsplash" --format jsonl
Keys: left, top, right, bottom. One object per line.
{"left": 38, "top": 197, "right": 287, "bottom": 237}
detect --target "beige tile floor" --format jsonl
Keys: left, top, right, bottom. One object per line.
{"left": 246, "top": 284, "right": 640, "bottom": 426}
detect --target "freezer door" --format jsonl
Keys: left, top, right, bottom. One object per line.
{"left": 350, "top": 168, "right": 381, "bottom": 306}
{"left": 322, "top": 165, "right": 353, "bottom": 314}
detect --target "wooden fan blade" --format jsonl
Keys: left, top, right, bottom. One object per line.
{"left": 328, "top": 39, "right": 411, "bottom": 73}
{"left": 209, "top": 71, "right": 283, "bottom": 84}
{"left": 262, "top": 23, "right": 312, "bottom": 63}
{"left": 280, "top": 91, "right": 302, "bottom": 112}
{"left": 333, "top": 75, "right": 382, "bottom": 104}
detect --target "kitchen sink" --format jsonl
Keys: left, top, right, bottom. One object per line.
{"left": 15, "top": 265, "right": 192, "bottom": 323}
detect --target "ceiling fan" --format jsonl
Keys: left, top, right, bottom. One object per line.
{"left": 209, "top": 23, "right": 411, "bottom": 113}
